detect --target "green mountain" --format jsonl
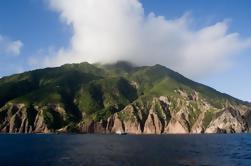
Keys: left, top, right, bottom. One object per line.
{"left": 0, "top": 61, "right": 250, "bottom": 134}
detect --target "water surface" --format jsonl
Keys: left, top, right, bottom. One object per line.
{"left": 0, "top": 134, "right": 251, "bottom": 166}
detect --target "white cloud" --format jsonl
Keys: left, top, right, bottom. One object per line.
{"left": 0, "top": 35, "right": 23, "bottom": 56}
{"left": 44, "top": 0, "right": 251, "bottom": 78}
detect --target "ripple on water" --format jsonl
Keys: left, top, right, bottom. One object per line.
{"left": 0, "top": 134, "right": 251, "bottom": 166}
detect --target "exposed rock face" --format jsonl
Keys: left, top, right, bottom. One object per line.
{"left": 0, "top": 103, "right": 66, "bottom": 133}
{"left": 244, "top": 110, "right": 251, "bottom": 131}
{"left": 0, "top": 95, "right": 251, "bottom": 134}
{"left": 191, "top": 112, "right": 206, "bottom": 133}
{"left": 1, "top": 62, "right": 251, "bottom": 134}
{"left": 114, "top": 105, "right": 142, "bottom": 134}
{"left": 144, "top": 109, "right": 163, "bottom": 134}
{"left": 0, "top": 62, "right": 251, "bottom": 134}
{"left": 76, "top": 120, "right": 107, "bottom": 134}
{"left": 105, "top": 96, "right": 251, "bottom": 134}
{"left": 205, "top": 108, "right": 248, "bottom": 133}
{"left": 87, "top": 97, "right": 172, "bottom": 134}
{"left": 109, "top": 105, "right": 143, "bottom": 134}
{"left": 143, "top": 98, "right": 170, "bottom": 134}
{"left": 165, "top": 109, "right": 190, "bottom": 133}
{"left": 165, "top": 119, "right": 188, "bottom": 134}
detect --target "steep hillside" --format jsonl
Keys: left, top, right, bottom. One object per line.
{"left": 0, "top": 62, "right": 250, "bottom": 134}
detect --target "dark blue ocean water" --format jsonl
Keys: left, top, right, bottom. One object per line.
{"left": 0, "top": 134, "right": 251, "bottom": 166}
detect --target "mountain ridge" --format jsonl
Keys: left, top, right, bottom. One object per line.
{"left": 0, "top": 61, "right": 250, "bottom": 134}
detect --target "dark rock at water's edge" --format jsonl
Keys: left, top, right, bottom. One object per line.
{"left": 0, "top": 62, "right": 250, "bottom": 134}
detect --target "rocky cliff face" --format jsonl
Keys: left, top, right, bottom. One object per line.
{"left": 0, "top": 103, "right": 66, "bottom": 133}
{"left": 1, "top": 94, "right": 250, "bottom": 134}
{"left": 205, "top": 108, "right": 248, "bottom": 133}
{"left": 59, "top": 94, "right": 250, "bottom": 134}
{"left": 0, "top": 62, "right": 250, "bottom": 134}
{"left": 103, "top": 96, "right": 250, "bottom": 134}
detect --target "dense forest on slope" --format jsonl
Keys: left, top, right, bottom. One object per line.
{"left": 0, "top": 62, "right": 250, "bottom": 134}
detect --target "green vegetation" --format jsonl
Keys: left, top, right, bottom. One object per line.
{"left": 0, "top": 61, "right": 249, "bottom": 129}
{"left": 188, "top": 102, "right": 201, "bottom": 126}
{"left": 202, "top": 110, "right": 215, "bottom": 128}
{"left": 75, "top": 77, "right": 137, "bottom": 121}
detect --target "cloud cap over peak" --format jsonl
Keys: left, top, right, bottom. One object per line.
{"left": 44, "top": 0, "right": 251, "bottom": 78}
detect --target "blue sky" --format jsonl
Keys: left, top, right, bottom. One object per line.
{"left": 141, "top": 0, "right": 251, "bottom": 102}
{"left": 0, "top": 0, "right": 250, "bottom": 102}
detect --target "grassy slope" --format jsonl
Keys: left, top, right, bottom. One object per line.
{"left": 0, "top": 61, "right": 250, "bottom": 125}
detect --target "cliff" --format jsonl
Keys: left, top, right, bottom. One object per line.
{"left": 0, "top": 62, "right": 250, "bottom": 134}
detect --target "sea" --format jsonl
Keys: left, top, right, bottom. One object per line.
{"left": 0, "top": 134, "right": 250, "bottom": 166}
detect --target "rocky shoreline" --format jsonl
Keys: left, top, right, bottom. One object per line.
{"left": 0, "top": 63, "right": 250, "bottom": 134}
{"left": 1, "top": 95, "right": 250, "bottom": 134}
